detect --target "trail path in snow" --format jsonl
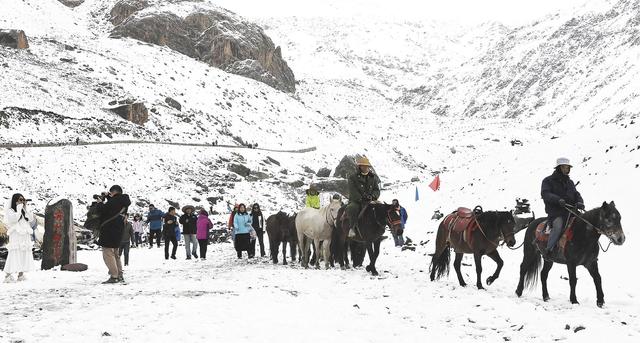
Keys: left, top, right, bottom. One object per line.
{"left": 1, "top": 237, "right": 638, "bottom": 343}
{"left": 0, "top": 141, "right": 317, "bottom": 154}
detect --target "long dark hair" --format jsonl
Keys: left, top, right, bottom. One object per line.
{"left": 251, "top": 203, "right": 261, "bottom": 216}
{"left": 10, "top": 193, "right": 24, "bottom": 212}
{"left": 10, "top": 193, "right": 27, "bottom": 221}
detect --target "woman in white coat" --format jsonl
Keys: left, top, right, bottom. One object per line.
{"left": 4, "top": 193, "right": 35, "bottom": 282}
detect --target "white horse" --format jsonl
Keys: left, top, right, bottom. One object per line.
{"left": 295, "top": 197, "right": 342, "bottom": 269}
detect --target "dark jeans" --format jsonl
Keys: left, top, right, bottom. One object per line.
{"left": 118, "top": 242, "right": 130, "bottom": 265}
{"left": 164, "top": 236, "right": 177, "bottom": 259}
{"left": 253, "top": 230, "right": 266, "bottom": 256}
{"left": 546, "top": 216, "right": 566, "bottom": 251}
{"left": 198, "top": 239, "right": 208, "bottom": 259}
{"left": 134, "top": 232, "right": 143, "bottom": 247}
{"left": 149, "top": 230, "right": 162, "bottom": 247}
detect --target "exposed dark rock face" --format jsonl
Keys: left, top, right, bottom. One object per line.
{"left": 227, "top": 163, "right": 250, "bottom": 177}
{"left": 0, "top": 29, "right": 29, "bottom": 49}
{"left": 334, "top": 155, "right": 358, "bottom": 179}
{"left": 110, "top": 102, "right": 149, "bottom": 125}
{"left": 109, "top": 1, "right": 295, "bottom": 92}
{"left": 58, "top": 0, "right": 85, "bottom": 8}
{"left": 316, "top": 167, "right": 332, "bottom": 177}
{"left": 315, "top": 179, "right": 349, "bottom": 197}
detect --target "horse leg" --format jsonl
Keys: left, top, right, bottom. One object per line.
{"left": 344, "top": 242, "right": 351, "bottom": 269}
{"left": 473, "top": 253, "right": 484, "bottom": 290}
{"left": 368, "top": 239, "right": 381, "bottom": 276}
{"left": 567, "top": 263, "right": 579, "bottom": 304}
{"left": 302, "top": 237, "right": 310, "bottom": 269}
{"left": 453, "top": 253, "right": 466, "bottom": 287}
{"left": 290, "top": 240, "right": 297, "bottom": 263}
{"left": 323, "top": 239, "right": 332, "bottom": 270}
{"left": 485, "top": 250, "right": 503, "bottom": 286}
{"left": 541, "top": 260, "right": 553, "bottom": 301}
{"left": 364, "top": 242, "right": 378, "bottom": 276}
{"left": 313, "top": 239, "right": 321, "bottom": 269}
{"left": 270, "top": 237, "right": 279, "bottom": 264}
{"left": 586, "top": 261, "right": 604, "bottom": 307}
{"left": 282, "top": 241, "right": 287, "bottom": 265}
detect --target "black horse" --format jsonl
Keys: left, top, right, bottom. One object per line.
{"left": 266, "top": 212, "right": 297, "bottom": 265}
{"left": 430, "top": 208, "right": 516, "bottom": 289}
{"left": 515, "top": 201, "right": 625, "bottom": 307}
{"left": 334, "top": 202, "right": 401, "bottom": 276}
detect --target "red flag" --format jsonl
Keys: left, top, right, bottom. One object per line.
{"left": 429, "top": 175, "right": 440, "bottom": 191}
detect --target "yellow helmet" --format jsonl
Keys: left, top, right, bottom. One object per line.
{"left": 356, "top": 156, "right": 371, "bottom": 167}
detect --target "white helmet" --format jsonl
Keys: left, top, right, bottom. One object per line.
{"left": 556, "top": 157, "right": 572, "bottom": 167}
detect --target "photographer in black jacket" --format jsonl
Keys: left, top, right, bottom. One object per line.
{"left": 96, "top": 185, "right": 131, "bottom": 284}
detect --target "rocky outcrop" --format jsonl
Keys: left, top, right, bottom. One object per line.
{"left": 316, "top": 167, "right": 332, "bottom": 177}
{"left": 0, "top": 29, "right": 29, "bottom": 49}
{"left": 58, "top": 0, "right": 85, "bottom": 8}
{"left": 110, "top": 0, "right": 148, "bottom": 26}
{"left": 109, "top": 1, "right": 295, "bottom": 92}
{"left": 315, "top": 179, "right": 349, "bottom": 198}
{"left": 110, "top": 102, "right": 148, "bottom": 125}
{"left": 334, "top": 155, "right": 359, "bottom": 179}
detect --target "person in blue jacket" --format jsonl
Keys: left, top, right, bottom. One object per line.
{"left": 146, "top": 204, "right": 164, "bottom": 248}
{"left": 391, "top": 199, "right": 408, "bottom": 247}
{"left": 233, "top": 203, "right": 254, "bottom": 259}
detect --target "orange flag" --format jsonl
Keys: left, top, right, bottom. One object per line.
{"left": 429, "top": 175, "right": 440, "bottom": 191}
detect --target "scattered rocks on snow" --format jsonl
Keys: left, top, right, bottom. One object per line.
{"left": 302, "top": 166, "right": 315, "bottom": 174}
{"left": 164, "top": 97, "right": 182, "bottom": 111}
{"left": 574, "top": 326, "right": 586, "bottom": 333}
{"left": 0, "top": 29, "right": 29, "bottom": 49}
{"left": 109, "top": 0, "right": 296, "bottom": 92}
{"left": 227, "top": 163, "right": 250, "bottom": 177}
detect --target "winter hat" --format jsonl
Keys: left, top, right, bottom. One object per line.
{"left": 356, "top": 156, "right": 371, "bottom": 167}
{"left": 199, "top": 209, "right": 208, "bottom": 216}
{"left": 109, "top": 185, "right": 123, "bottom": 194}
{"left": 182, "top": 205, "right": 195, "bottom": 213}
{"left": 555, "top": 157, "right": 572, "bottom": 168}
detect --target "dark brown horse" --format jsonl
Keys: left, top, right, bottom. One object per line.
{"left": 334, "top": 202, "right": 402, "bottom": 276}
{"left": 515, "top": 202, "right": 625, "bottom": 307}
{"left": 430, "top": 207, "right": 516, "bottom": 289}
{"left": 266, "top": 211, "right": 297, "bottom": 265}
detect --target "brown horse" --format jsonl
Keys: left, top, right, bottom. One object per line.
{"left": 266, "top": 211, "right": 297, "bottom": 265}
{"left": 430, "top": 207, "right": 516, "bottom": 289}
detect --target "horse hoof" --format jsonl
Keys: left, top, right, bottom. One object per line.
{"left": 571, "top": 299, "right": 579, "bottom": 305}
{"left": 515, "top": 289, "right": 523, "bottom": 297}
{"left": 365, "top": 265, "right": 371, "bottom": 272}
{"left": 477, "top": 285, "right": 485, "bottom": 290}
{"left": 283, "top": 261, "right": 287, "bottom": 266}
{"left": 460, "top": 283, "right": 467, "bottom": 287}
{"left": 486, "top": 277, "right": 495, "bottom": 285}
{"left": 372, "top": 271, "right": 379, "bottom": 276}
{"left": 597, "top": 301, "right": 604, "bottom": 308}
{"left": 340, "top": 266, "right": 346, "bottom": 270}
{"left": 543, "top": 296, "right": 550, "bottom": 302}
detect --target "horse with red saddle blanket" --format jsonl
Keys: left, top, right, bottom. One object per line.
{"left": 430, "top": 206, "right": 516, "bottom": 289}
{"left": 515, "top": 202, "right": 625, "bottom": 307}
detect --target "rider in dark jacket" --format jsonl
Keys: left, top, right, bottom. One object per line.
{"left": 346, "top": 156, "right": 380, "bottom": 238}
{"left": 541, "top": 157, "right": 584, "bottom": 256}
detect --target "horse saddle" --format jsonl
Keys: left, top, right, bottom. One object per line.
{"left": 444, "top": 208, "right": 480, "bottom": 247}
{"left": 534, "top": 218, "right": 576, "bottom": 257}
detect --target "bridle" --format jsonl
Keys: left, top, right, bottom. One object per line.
{"left": 563, "top": 204, "right": 615, "bottom": 252}
{"left": 325, "top": 204, "right": 338, "bottom": 229}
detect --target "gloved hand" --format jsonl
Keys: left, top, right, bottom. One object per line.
{"left": 364, "top": 194, "right": 373, "bottom": 201}
{"left": 576, "top": 202, "right": 585, "bottom": 210}
{"left": 558, "top": 199, "right": 566, "bottom": 207}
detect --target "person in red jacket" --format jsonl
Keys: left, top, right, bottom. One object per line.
{"left": 227, "top": 203, "right": 239, "bottom": 236}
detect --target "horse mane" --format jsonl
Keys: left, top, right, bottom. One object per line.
{"left": 477, "top": 211, "right": 512, "bottom": 238}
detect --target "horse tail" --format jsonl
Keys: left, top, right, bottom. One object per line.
{"left": 521, "top": 218, "right": 544, "bottom": 289}
{"left": 429, "top": 222, "right": 451, "bottom": 280}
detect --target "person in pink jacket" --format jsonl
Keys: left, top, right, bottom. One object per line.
{"left": 196, "top": 209, "right": 213, "bottom": 260}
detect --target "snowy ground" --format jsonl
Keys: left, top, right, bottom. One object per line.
{"left": 2, "top": 188, "right": 639, "bottom": 343}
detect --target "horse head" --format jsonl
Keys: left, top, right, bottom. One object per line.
{"left": 327, "top": 196, "right": 343, "bottom": 225}
{"left": 369, "top": 203, "right": 401, "bottom": 231}
{"left": 597, "top": 201, "right": 625, "bottom": 245}
{"left": 496, "top": 211, "right": 517, "bottom": 247}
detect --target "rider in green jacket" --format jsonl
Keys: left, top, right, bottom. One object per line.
{"left": 305, "top": 185, "right": 321, "bottom": 209}
{"left": 346, "top": 156, "right": 380, "bottom": 238}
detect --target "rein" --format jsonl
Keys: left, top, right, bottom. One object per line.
{"left": 474, "top": 212, "right": 516, "bottom": 248}
{"left": 563, "top": 205, "right": 614, "bottom": 253}
{"left": 325, "top": 205, "right": 337, "bottom": 229}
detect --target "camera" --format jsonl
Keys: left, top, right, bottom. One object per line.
{"left": 92, "top": 192, "right": 110, "bottom": 202}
